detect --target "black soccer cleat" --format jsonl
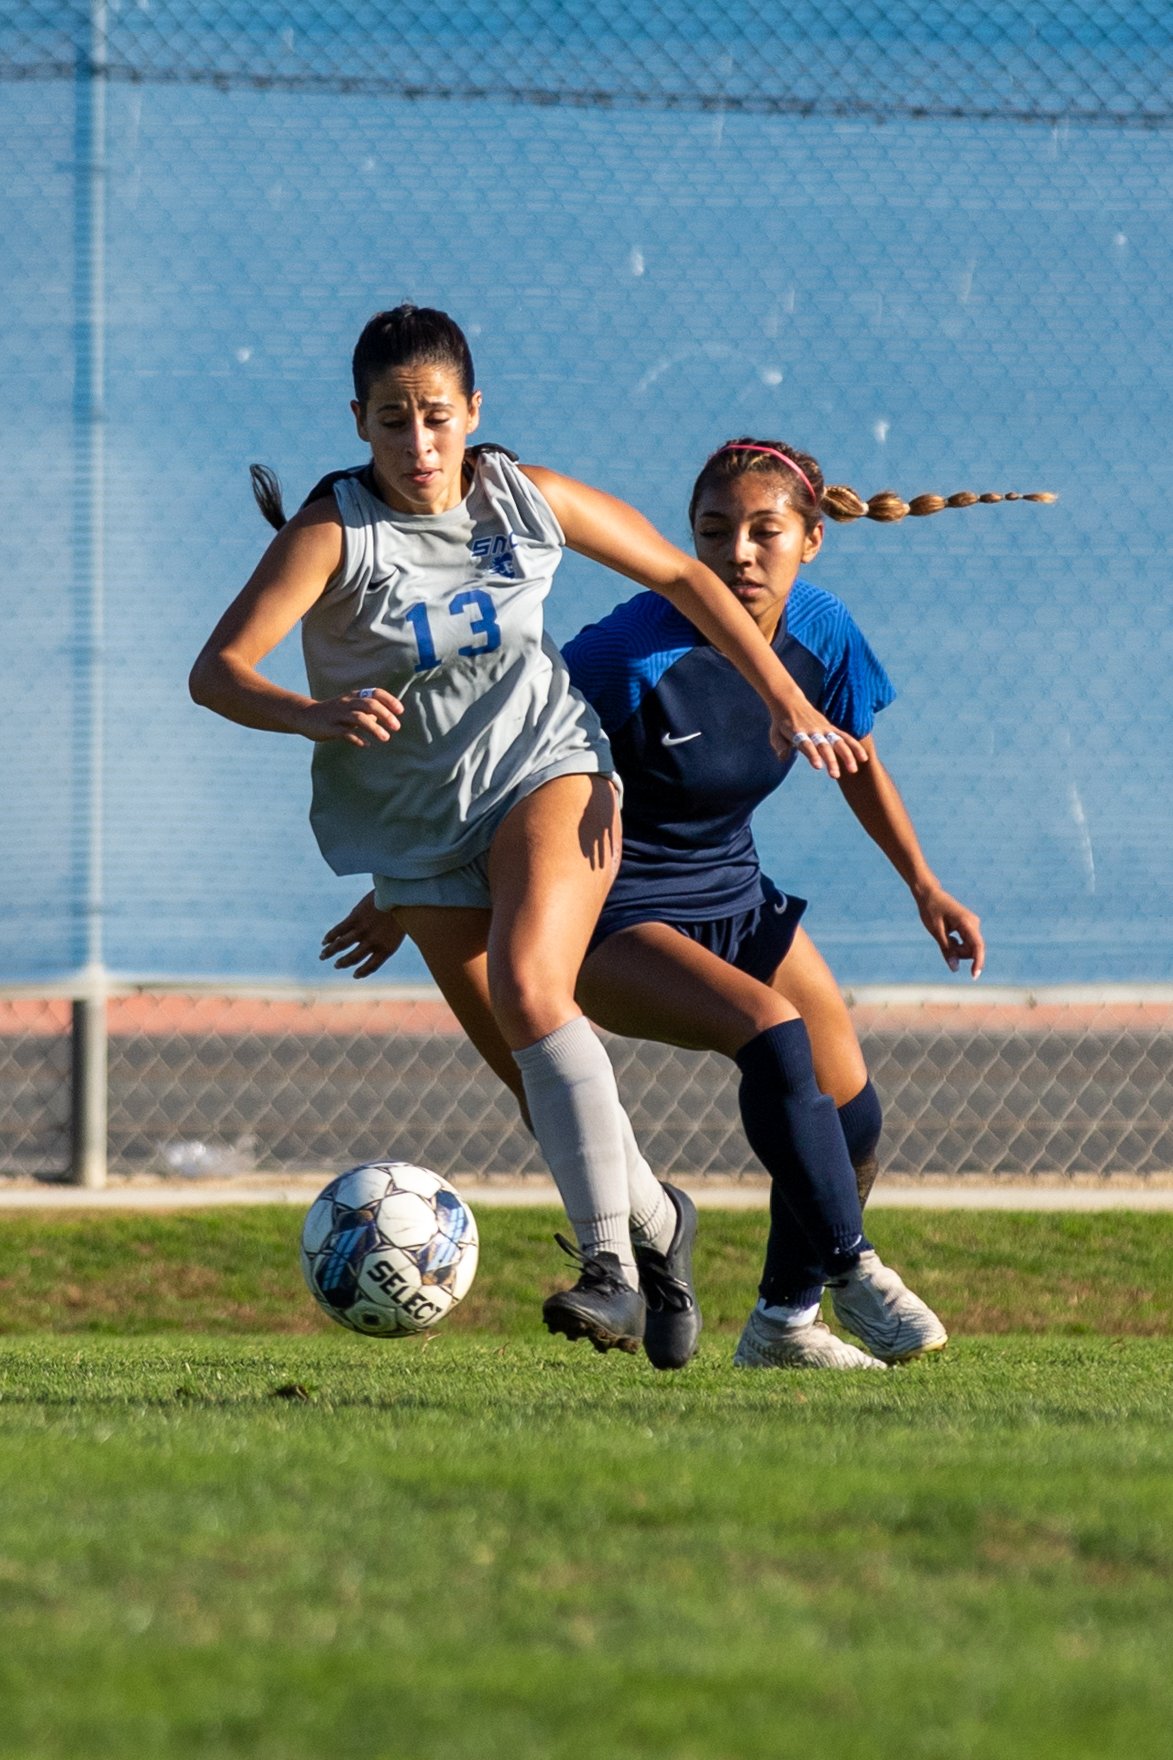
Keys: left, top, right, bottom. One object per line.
{"left": 633, "top": 1183, "right": 702, "bottom": 1371}
{"left": 542, "top": 1234, "right": 646, "bottom": 1355}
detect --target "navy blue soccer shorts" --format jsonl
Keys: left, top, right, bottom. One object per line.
{"left": 587, "top": 874, "right": 807, "bottom": 984}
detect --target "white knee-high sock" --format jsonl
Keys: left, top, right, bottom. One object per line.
{"left": 511, "top": 1017, "right": 638, "bottom": 1281}
{"left": 619, "top": 1108, "right": 675, "bottom": 1254}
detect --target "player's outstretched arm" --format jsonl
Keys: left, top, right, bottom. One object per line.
{"left": 837, "top": 735, "right": 985, "bottom": 978}
{"left": 523, "top": 466, "right": 868, "bottom": 781}
{"left": 189, "top": 503, "right": 404, "bottom": 748}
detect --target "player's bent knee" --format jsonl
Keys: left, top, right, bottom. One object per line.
{"left": 724, "top": 996, "right": 800, "bottom": 1059}
{"left": 488, "top": 967, "right": 578, "bottom": 1049}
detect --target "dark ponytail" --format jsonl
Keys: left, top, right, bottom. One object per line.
{"left": 250, "top": 462, "right": 288, "bottom": 531}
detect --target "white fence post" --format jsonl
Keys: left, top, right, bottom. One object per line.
{"left": 70, "top": 990, "right": 107, "bottom": 1189}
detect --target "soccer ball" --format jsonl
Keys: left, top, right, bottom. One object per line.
{"left": 300, "top": 1161, "right": 479, "bottom": 1337}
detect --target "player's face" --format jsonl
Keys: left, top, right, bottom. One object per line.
{"left": 353, "top": 363, "right": 482, "bottom": 515}
{"left": 692, "top": 474, "right": 823, "bottom": 642}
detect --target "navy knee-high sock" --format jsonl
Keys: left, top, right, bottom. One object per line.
{"left": 760, "top": 1078, "right": 882, "bottom": 1306}
{"left": 838, "top": 1079, "right": 883, "bottom": 1206}
{"left": 734, "top": 1022, "right": 869, "bottom": 1308}
{"left": 838, "top": 1079, "right": 883, "bottom": 1166}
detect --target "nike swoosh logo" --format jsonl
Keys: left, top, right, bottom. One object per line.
{"left": 661, "top": 731, "right": 703, "bottom": 746}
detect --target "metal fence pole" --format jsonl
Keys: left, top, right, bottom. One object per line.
{"left": 70, "top": 0, "right": 108, "bottom": 1187}
{"left": 70, "top": 993, "right": 108, "bottom": 1188}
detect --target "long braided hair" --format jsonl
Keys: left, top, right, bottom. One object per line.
{"left": 688, "top": 437, "right": 1056, "bottom": 532}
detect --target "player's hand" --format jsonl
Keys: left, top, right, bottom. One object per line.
{"left": 321, "top": 890, "right": 406, "bottom": 977}
{"left": 914, "top": 883, "right": 985, "bottom": 979}
{"left": 768, "top": 699, "right": 868, "bottom": 780}
{"left": 296, "top": 688, "right": 403, "bottom": 748}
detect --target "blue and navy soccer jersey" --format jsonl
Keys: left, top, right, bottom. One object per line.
{"left": 562, "top": 579, "right": 896, "bottom": 920}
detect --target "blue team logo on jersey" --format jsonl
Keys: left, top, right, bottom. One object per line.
{"left": 471, "top": 532, "right": 518, "bottom": 580}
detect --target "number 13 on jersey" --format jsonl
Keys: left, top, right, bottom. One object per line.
{"left": 403, "top": 590, "right": 502, "bottom": 671}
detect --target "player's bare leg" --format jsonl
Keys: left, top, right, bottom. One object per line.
{"left": 485, "top": 775, "right": 619, "bottom": 1047}
{"left": 396, "top": 855, "right": 691, "bottom": 1363}
{"left": 487, "top": 775, "right": 685, "bottom": 1358}
{"left": 389, "top": 905, "right": 525, "bottom": 1105}
{"left": 579, "top": 921, "right": 800, "bottom": 1053}
{"left": 402, "top": 872, "right": 645, "bottom": 1354}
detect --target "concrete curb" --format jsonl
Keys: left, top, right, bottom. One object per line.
{"left": 1, "top": 1178, "right": 1172, "bottom": 1211}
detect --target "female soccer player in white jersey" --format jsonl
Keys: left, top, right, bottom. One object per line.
{"left": 190, "top": 309, "right": 865, "bottom": 1370}
{"left": 326, "top": 435, "right": 1050, "bottom": 1369}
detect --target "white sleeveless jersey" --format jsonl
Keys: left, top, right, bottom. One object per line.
{"left": 300, "top": 450, "right": 613, "bottom": 879}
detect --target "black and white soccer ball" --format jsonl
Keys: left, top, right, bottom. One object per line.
{"left": 300, "top": 1161, "right": 479, "bottom": 1337}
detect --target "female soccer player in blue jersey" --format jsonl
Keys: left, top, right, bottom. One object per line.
{"left": 192, "top": 309, "right": 865, "bottom": 1371}
{"left": 326, "top": 436, "right": 1049, "bottom": 1368}
{"left": 566, "top": 440, "right": 991, "bottom": 1368}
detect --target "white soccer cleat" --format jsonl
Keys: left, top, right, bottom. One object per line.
{"left": 827, "top": 1250, "right": 948, "bottom": 1364}
{"left": 733, "top": 1306, "right": 888, "bottom": 1370}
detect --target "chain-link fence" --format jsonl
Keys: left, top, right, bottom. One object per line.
{"left": 2, "top": 6, "right": 1171, "bottom": 1180}
{"left": 9, "top": 2, "right": 1172, "bottom": 123}
{"left": 3, "top": 985, "right": 1170, "bottom": 1182}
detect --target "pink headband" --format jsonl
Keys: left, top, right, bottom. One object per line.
{"left": 710, "top": 443, "right": 818, "bottom": 504}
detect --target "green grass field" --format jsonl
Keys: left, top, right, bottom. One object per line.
{"left": 0, "top": 1207, "right": 1170, "bottom": 1759}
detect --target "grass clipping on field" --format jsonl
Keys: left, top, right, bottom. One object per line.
{"left": 0, "top": 1205, "right": 1167, "bottom": 1338}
